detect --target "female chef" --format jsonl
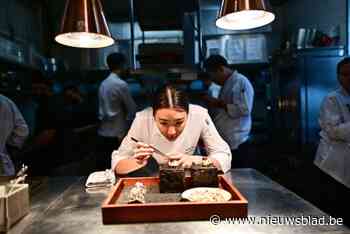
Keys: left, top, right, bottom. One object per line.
{"left": 111, "top": 85, "right": 231, "bottom": 176}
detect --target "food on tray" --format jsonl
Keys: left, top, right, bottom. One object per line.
{"left": 102, "top": 176, "right": 248, "bottom": 224}
{"left": 181, "top": 187, "right": 231, "bottom": 202}
{"left": 201, "top": 157, "right": 213, "bottom": 167}
{"left": 191, "top": 158, "right": 219, "bottom": 187}
{"left": 168, "top": 160, "right": 180, "bottom": 167}
{"left": 159, "top": 164, "right": 185, "bottom": 193}
{"left": 128, "top": 182, "right": 146, "bottom": 203}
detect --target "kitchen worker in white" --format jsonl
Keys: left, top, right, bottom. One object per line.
{"left": 314, "top": 57, "right": 350, "bottom": 225}
{"left": 203, "top": 55, "right": 254, "bottom": 168}
{"left": 111, "top": 86, "right": 231, "bottom": 176}
{"left": 0, "top": 94, "right": 29, "bottom": 175}
{"left": 315, "top": 57, "right": 350, "bottom": 188}
{"left": 98, "top": 53, "right": 137, "bottom": 170}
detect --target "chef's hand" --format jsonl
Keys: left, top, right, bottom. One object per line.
{"left": 168, "top": 153, "right": 203, "bottom": 168}
{"left": 133, "top": 142, "right": 154, "bottom": 166}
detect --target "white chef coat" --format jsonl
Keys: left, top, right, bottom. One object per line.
{"left": 314, "top": 87, "right": 350, "bottom": 188}
{"left": 98, "top": 73, "right": 137, "bottom": 139}
{"left": 111, "top": 104, "right": 232, "bottom": 173}
{"left": 0, "top": 95, "right": 29, "bottom": 175}
{"left": 213, "top": 71, "right": 254, "bottom": 150}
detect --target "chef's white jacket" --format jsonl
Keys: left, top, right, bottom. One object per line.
{"left": 111, "top": 104, "right": 232, "bottom": 173}
{"left": 213, "top": 71, "right": 254, "bottom": 150}
{"left": 314, "top": 88, "right": 350, "bottom": 188}
{"left": 0, "top": 95, "right": 29, "bottom": 175}
{"left": 98, "top": 73, "right": 137, "bottom": 139}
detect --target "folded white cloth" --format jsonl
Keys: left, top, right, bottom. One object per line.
{"left": 85, "top": 170, "right": 116, "bottom": 188}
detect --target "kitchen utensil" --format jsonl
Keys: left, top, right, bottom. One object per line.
{"left": 130, "top": 137, "right": 169, "bottom": 158}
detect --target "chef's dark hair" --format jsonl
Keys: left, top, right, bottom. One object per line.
{"left": 152, "top": 85, "right": 189, "bottom": 115}
{"left": 106, "top": 53, "right": 126, "bottom": 71}
{"left": 204, "top": 55, "right": 228, "bottom": 72}
{"left": 337, "top": 57, "right": 350, "bottom": 74}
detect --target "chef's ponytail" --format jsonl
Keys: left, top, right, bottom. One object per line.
{"left": 152, "top": 85, "right": 189, "bottom": 115}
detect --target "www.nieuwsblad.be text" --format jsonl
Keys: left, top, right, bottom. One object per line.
{"left": 209, "top": 215, "right": 344, "bottom": 226}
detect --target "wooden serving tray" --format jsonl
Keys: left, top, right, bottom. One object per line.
{"left": 101, "top": 175, "right": 248, "bottom": 224}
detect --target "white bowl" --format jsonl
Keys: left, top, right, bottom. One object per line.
{"left": 181, "top": 187, "right": 232, "bottom": 202}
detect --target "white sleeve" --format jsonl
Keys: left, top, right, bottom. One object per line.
{"left": 111, "top": 113, "right": 142, "bottom": 170}
{"left": 319, "top": 96, "right": 350, "bottom": 142}
{"left": 7, "top": 100, "right": 29, "bottom": 148}
{"left": 226, "top": 77, "right": 254, "bottom": 119}
{"left": 200, "top": 111, "right": 232, "bottom": 173}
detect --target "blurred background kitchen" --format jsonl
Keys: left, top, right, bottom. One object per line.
{"left": 0, "top": 0, "right": 348, "bottom": 221}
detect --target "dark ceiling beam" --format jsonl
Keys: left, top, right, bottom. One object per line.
{"left": 347, "top": 0, "right": 350, "bottom": 55}
{"left": 129, "top": 0, "right": 135, "bottom": 69}
{"left": 134, "top": 0, "right": 197, "bottom": 31}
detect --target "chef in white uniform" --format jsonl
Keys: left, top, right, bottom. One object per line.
{"left": 98, "top": 53, "right": 137, "bottom": 170}
{"left": 313, "top": 57, "right": 350, "bottom": 226}
{"left": 314, "top": 57, "right": 350, "bottom": 189}
{"left": 0, "top": 94, "right": 29, "bottom": 175}
{"left": 203, "top": 55, "right": 254, "bottom": 168}
{"left": 112, "top": 86, "right": 231, "bottom": 176}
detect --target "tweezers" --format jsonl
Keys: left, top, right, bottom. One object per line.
{"left": 131, "top": 137, "right": 169, "bottom": 158}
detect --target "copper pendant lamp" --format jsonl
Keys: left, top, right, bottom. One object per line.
{"left": 55, "top": 0, "right": 114, "bottom": 48}
{"left": 216, "top": 0, "right": 275, "bottom": 30}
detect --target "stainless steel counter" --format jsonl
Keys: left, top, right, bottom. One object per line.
{"left": 9, "top": 169, "right": 350, "bottom": 234}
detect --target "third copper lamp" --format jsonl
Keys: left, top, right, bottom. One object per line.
{"left": 216, "top": 0, "right": 275, "bottom": 30}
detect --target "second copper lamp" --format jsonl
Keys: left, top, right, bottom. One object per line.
{"left": 216, "top": 0, "right": 275, "bottom": 30}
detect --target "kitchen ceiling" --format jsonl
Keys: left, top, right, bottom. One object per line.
{"left": 103, "top": 0, "right": 198, "bottom": 30}
{"left": 47, "top": 0, "right": 221, "bottom": 32}
{"left": 100, "top": 0, "right": 285, "bottom": 26}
